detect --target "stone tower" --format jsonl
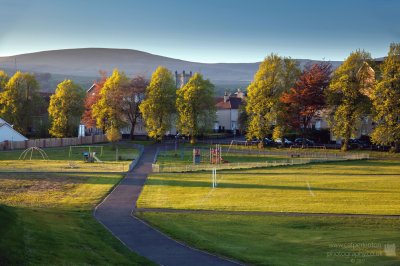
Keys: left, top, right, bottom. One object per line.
{"left": 175, "top": 70, "right": 192, "bottom": 88}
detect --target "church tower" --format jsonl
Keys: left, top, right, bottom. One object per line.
{"left": 175, "top": 70, "right": 192, "bottom": 88}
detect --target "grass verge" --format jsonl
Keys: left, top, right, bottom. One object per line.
{"left": 138, "top": 212, "right": 400, "bottom": 266}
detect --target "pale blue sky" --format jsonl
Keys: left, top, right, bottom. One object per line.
{"left": 0, "top": 0, "right": 399, "bottom": 62}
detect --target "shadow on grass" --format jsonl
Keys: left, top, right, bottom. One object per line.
{"left": 146, "top": 178, "right": 372, "bottom": 192}
{"left": 0, "top": 173, "right": 121, "bottom": 185}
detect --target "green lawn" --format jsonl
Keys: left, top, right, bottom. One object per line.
{"left": 156, "top": 148, "right": 287, "bottom": 166}
{"left": 0, "top": 142, "right": 139, "bottom": 161}
{"left": 0, "top": 172, "right": 153, "bottom": 265}
{"left": 138, "top": 212, "right": 400, "bottom": 266}
{"left": 138, "top": 160, "right": 400, "bottom": 215}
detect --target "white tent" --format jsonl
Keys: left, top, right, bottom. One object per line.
{"left": 0, "top": 118, "right": 28, "bottom": 142}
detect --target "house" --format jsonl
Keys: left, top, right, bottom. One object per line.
{"left": 0, "top": 118, "right": 28, "bottom": 142}
{"left": 214, "top": 90, "right": 245, "bottom": 133}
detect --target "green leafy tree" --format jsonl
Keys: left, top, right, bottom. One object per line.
{"left": 245, "top": 54, "right": 300, "bottom": 142}
{"left": 238, "top": 101, "right": 248, "bottom": 135}
{"left": 0, "top": 71, "right": 42, "bottom": 135}
{"left": 326, "top": 50, "right": 373, "bottom": 151}
{"left": 371, "top": 43, "right": 400, "bottom": 152}
{"left": 48, "top": 80, "right": 85, "bottom": 137}
{"left": 0, "top": 71, "right": 8, "bottom": 92}
{"left": 92, "top": 69, "right": 129, "bottom": 131}
{"left": 139, "top": 66, "right": 176, "bottom": 140}
{"left": 176, "top": 73, "right": 215, "bottom": 144}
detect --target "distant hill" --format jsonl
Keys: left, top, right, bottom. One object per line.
{"left": 0, "top": 48, "right": 343, "bottom": 92}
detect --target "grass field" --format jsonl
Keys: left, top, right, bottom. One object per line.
{"left": 0, "top": 172, "right": 152, "bottom": 265}
{"left": 0, "top": 142, "right": 140, "bottom": 172}
{"left": 0, "top": 142, "right": 139, "bottom": 161}
{"left": 138, "top": 212, "right": 400, "bottom": 266}
{"left": 138, "top": 160, "right": 400, "bottom": 215}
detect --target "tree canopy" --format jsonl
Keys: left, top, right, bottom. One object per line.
{"left": 121, "top": 76, "right": 148, "bottom": 139}
{"left": 82, "top": 71, "right": 107, "bottom": 129}
{"left": 245, "top": 54, "right": 300, "bottom": 141}
{"left": 139, "top": 66, "right": 176, "bottom": 140}
{"left": 280, "top": 62, "right": 332, "bottom": 142}
{"left": 326, "top": 50, "right": 373, "bottom": 151}
{"left": 0, "top": 71, "right": 42, "bottom": 135}
{"left": 176, "top": 73, "right": 215, "bottom": 143}
{"left": 0, "top": 71, "right": 8, "bottom": 92}
{"left": 48, "top": 80, "right": 85, "bottom": 137}
{"left": 92, "top": 69, "right": 130, "bottom": 131}
{"left": 371, "top": 43, "right": 400, "bottom": 152}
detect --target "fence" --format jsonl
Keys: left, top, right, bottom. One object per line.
{"left": 151, "top": 152, "right": 369, "bottom": 173}
{"left": 128, "top": 144, "right": 145, "bottom": 171}
{"left": 0, "top": 135, "right": 107, "bottom": 150}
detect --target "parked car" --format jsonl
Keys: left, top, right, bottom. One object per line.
{"left": 274, "top": 138, "right": 293, "bottom": 146}
{"left": 348, "top": 139, "right": 369, "bottom": 149}
{"left": 263, "top": 137, "right": 274, "bottom": 146}
{"left": 294, "top": 138, "right": 315, "bottom": 146}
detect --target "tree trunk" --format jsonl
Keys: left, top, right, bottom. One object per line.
{"left": 341, "top": 138, "right": 349, "bottom": 151}
{"left": 390, "top": 141, "right": 399, "bottom": 153}
{"left": 130, "top": 124, "right": 135, "bottom": 140}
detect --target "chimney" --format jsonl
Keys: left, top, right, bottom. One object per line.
{"left": 236, "top": 89, "right": 244, "bottom": 99}
{"left": 223, "top": 91, "right": 229, "bottom": 103}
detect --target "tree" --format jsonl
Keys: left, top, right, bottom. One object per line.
{"left": 245, "top": 54, "right": 300, "bottom": 141}
{"left": 48, "top": 80, "right": 85, "bottom": 137}
{"left": 326, "top": 50, "right": 373, "bottom": 151}
{"left": 0, "top": 71, "right": 8, "bottom": 92}
{"left": 280, "top": 62, "right": 332, "bottom": 144}
{"left": 176, "top": 73, "right": 215, "bottom": 144}
{"left": 371, "top": 43, "right": 400, "bottom": 152}
{"left": 106, "top": 126, "right": 121, "bottom": 150}
{"left": 139, "top": 66, "right": 176, "bottom": 140}
{"left": 82, "top": 71, "right": 107, "bottom": 129}
{"left": 0, "top": 71, "right": 42, "bottom": 135}
{"left": 238, "top": 101, "right": 248, "bottom": 135}
{"left": 121, "top": 76, "right": 148, "bottom": 140}
{"left": 92, "top": 69, "right": 129, "bottom": 131}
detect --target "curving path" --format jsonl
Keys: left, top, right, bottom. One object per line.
{"left": 94, "top": 145, "right": 240, "bottom": 266}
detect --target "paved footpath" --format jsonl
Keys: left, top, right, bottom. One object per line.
{"left": 94, "top": 145, "right": 240, "bottom": 266}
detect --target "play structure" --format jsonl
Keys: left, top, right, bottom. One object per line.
{"left": 210, "top": 144, "right": 224, "bottom": 164}
{"left": 191, "top": 144, "right": 225, "bottom": 164}
{"left": 19, "top": 147, "right": 49, "bottom": 160}
{"left": 68, "top": 145, "right": 103, "bottom": 163}
{"left": 82, "top": 152, "right": 102, "bottom": 163}
{"left": 69, "top": 145, "right": 103, "bottom": 158}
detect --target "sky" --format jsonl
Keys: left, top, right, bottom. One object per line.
{"left": 0, "top": 0, "right": 399, "bottom": 63}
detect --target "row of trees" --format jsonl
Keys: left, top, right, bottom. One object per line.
{"left": 139, "top": 67, "right": 215, "bottom": 143}
{"left": 0, "top": 66, "right": 216, "bottom": 143}
{"left": 244, "top": 43, "right": 400, "bottom": 151}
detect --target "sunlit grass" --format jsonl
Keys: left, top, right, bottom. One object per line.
{"left": 138, "top": 212, "right": 400, "bottom": 266}
{"left": 0, "top": 160, "right": 130, "bottom": 172}
{"left": 138, "top": 160, "right": 400, "bottom": 215}
{"left": 0, "top": 172, "right": 152, "bottom": 265}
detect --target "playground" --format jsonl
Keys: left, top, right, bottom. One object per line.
{"left": 0, "top": 142, "right": 140, "bottom": 172}
{"left": 153, "top": 144, "right": 369, "bottom": 172}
